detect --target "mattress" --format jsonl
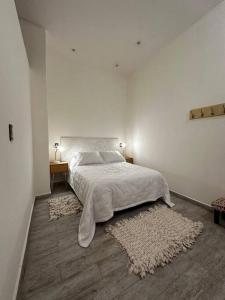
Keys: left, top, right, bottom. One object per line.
{"left": 68, "top": 162, "right": 174, "bottom": 247}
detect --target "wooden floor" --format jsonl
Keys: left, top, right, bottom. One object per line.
{"left": 17, "top": 183, "right": 225, "bottom": 300}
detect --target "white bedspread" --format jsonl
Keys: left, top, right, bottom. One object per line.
{"left": 68, "top": 162, "right": 174, "bottom": 247}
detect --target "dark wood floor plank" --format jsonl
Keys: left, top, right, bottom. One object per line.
{"left": 17, "top": 184, "right": 224, "bottom": 300}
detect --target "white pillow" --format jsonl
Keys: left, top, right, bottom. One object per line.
{"left": 71, "top": 151, "right": 104, "bottom": 166}
{"left": 100, "top": 151, "right": 125, "bottom": 163}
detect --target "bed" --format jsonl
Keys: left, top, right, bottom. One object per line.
{"left": 60, "top": 137, "right": 174, "bottom": 247}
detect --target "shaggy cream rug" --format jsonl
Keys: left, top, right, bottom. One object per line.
{"left": 106, "top": 205, "right": 203, "bottom": 277}
{"left": 48, "top": 192, "right": 82, "bottom": 220}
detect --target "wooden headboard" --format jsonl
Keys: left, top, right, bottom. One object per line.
{"left": 60, "top": 136, "right": 120, "bottom": 162}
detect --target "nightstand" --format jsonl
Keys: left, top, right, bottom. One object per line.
{"left": 50, "top": 161, "right": 68, "bottom": 191}
{"left": 125, "top": 157, "right": 133, "bottom": 164}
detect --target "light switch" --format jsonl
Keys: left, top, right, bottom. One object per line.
{"left": 9, "top": 123, "right": 13, "bottom": 142}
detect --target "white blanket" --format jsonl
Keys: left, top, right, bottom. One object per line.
{"left": 68, "top": 162, "right": 174, "bottom": 247}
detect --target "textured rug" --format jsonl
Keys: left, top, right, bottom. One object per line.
{"left": 106, "top": 205, "right": 203, "bottom": 278}
{"left": 48, "top": 192, "right": 82, "bottom": 220}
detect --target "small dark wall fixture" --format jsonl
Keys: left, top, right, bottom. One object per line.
{"left": 9, "top": 123, "right": 14, "bottom": 142}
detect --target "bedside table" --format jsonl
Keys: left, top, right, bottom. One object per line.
{"left": 50, "top": 161, "right": 68, "bottom": 191}
{"left": 125, "top": 157, "right": 133, "bottom": 164}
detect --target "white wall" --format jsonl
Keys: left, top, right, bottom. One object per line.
{"left": 46, "top": 34, "right": 127, "bottom": 160}
{"left": 0, "top": 1, "right": 34, "bottom": 299}
{"left": 127, "top": 1, "right": 225, "bottom": 205}
{"left": 20, "top": 20, "right": 50, "bottom": 196}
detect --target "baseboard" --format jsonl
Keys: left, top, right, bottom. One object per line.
{"left": 170, "top": 190, "right": 213, "bottom": 211}
{"left": 12, "top": 198, "right": 35, "bottom": 300}
{"left": 35, "top": 192, "right": 51, "bottom": 200}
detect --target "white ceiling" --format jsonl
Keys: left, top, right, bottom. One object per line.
{"left": 16, "top": 0, "right": 223, "bottom": 75}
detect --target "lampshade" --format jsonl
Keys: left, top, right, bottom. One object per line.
{"left": 53, "top": 143, "right": 63, "bottom": 152}
{"left": 54, "top": 142, "right": 59, "bottom": 149}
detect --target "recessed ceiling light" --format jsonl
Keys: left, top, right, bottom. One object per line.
{"left": 136, "top": 41, "right": 141, "bottom": 45}
{"left": 115, "top": 63, "right": 119, "bottom": 68}
{"left": 72, "top": 48, "right": 76, "bottom": 52}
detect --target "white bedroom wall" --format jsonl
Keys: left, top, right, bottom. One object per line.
{"left": 127, "top": 1, "right": 225, "bottom": 205}
{"left": 20, "top": 20, "right": 50, "bottom": 197}
{"left": 0, "top": 1, "right": 33, "bottom": 299}
{"left": 46, "top": 34, "right": 127, "bottom": 160}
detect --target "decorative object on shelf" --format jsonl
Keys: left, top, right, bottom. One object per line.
{"left": 190, "top": 103, "right": 225, "bottom": 120}
{"left": 211, "top": 198, "right": 225, "bottom": 225}
{"left": 119, "top": 142, "right": 126, "bottom": 156}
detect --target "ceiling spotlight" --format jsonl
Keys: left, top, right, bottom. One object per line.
{"left": 136, "top": 41, "right": 141, "bottom": 45}
{"left": 72, "top": 48, "right": 76, "bottom": 52}
{"left": 115, "top": 63, "right": 119, "bottom": 68}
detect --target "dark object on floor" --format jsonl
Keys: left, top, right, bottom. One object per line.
{"left": 212, "top": 198, "right": 225, "bottom": 224}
